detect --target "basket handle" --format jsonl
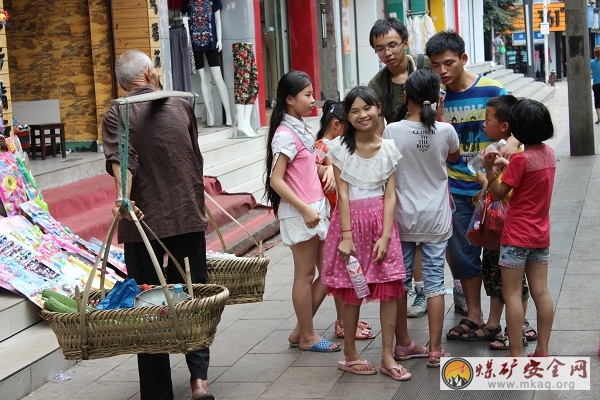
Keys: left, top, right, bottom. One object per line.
{"left": 204, "top": 191, "right": 264, "bottom": 256}
{"left": 77, "top": 212, "right": 188, "bottom": 359}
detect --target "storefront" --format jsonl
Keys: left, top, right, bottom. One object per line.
{"left": 509, "top": 1, "right": 567, "bottom": 80}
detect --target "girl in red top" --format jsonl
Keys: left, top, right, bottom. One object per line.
{"left": 482, "top": 99, "right": 556, "bottom": 358}
{"left": 316, "top": 100, "right": 375, "bottom": 342}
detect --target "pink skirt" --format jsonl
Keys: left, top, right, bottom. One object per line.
{"left": 322, "top": 196, "right": 406, "bottom": 305}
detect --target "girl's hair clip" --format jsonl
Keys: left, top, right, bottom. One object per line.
{"left": 329, "top": 105, "right": 335, "bottom": 114}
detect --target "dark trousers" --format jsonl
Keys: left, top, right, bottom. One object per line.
{"left": 125, "top": 232, "right": 209, "bottom": 400}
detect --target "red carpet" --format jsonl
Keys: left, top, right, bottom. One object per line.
{"left": 41, "top": 175, "right": 279, "bottom": 255}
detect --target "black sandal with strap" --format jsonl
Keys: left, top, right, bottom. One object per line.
{"left": 489, "top": 334, "right": 510, "bottom": 350}
{"left": 523, "top": 319, "right": 538, "bottom": 341}
{"left": 446, "top": 318, "right": 481, "bottom": 340}
{"left": 460, "top": 324, "right": 502, "bottom": 342}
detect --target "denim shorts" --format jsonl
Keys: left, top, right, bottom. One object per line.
{"left": 499, "top": 245, "right": 549, "bottom": 269}
{"left": 401, "top": 241, "right": 447, "bottom": 297}
{"left": 447, "top": 193, "right": 483, "bottom": 280}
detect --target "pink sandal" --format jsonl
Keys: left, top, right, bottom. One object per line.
{"left": 337, "top": 359, "right": 376, "bottom": 375}
{"left": 380, "top": 364, "right": 412, "bottom": 381}
{"left": 394, "top": 341, "right": 428, "bottom": 361}
{"left": 427, "top": 348, "right": 449, "bottom": 368}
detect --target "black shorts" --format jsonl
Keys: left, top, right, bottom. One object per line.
{"left": 194, "top": 50, "right": 221, "bottom": 70}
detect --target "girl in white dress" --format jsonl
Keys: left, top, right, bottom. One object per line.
{"left": 322, "top": 86, "right": 410, "bottom": 380}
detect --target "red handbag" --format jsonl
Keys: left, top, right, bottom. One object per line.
{"left": 466, "top": 188, "right": 508, "bottom": 251}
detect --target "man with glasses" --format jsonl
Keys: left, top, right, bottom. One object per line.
{"left": 368, "top": 17, "right": 430, "bottom": 124}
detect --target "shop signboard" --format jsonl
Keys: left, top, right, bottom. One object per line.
{"left": 512, "top": 31, "right": 544, "bottom": 46}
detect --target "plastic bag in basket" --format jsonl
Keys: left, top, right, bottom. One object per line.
{"left": 466, "top": 189, "right": 508, "bottom": 251}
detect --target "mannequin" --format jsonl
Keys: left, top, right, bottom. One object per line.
{"left": 187, "top": 0, "right": 232, "bottom": 126}
{"left": 232, "top": 42, "right": 260, "bottom": 137}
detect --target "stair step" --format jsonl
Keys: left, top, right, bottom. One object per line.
{"left": 0, "top": 290, "right": 41, "bottom": 342}
{"left": 495, "top": 72, "right": 525, "bottom": 87}
{"left": 511, "top": 80, "right": 547, "bottom": 99}
{"left": 198, "top": 126, "right": 236, "bottom": 145}
{"left": 206, "top": 191, "right": 257, "bottom": 233}
{"left": 54, "top": 205, "right": 115, "bottom": 244}
{"left": 42, "top": 174, "right": 115, "bottom": 220}
{"left": 0, "top": 322, "right": 74, "bottom": 400}
{"left": 504, "top": 76, "right": 535, "bottom": 95}
{"left": 204, "top": 150, "right": 265, "bottom": 192}
{"left": 205, "top": 207, "right": 278, "bottom": 255}
{"left": 529, "top": 85, "right": 555, "bottom": 103}
{"left": 227, "top": 175, "right": 265, "bottom": 203}
{"left": 31, "top": 153, "right": 106, "bottom": 192}
{"left": 201, "top": 134, "right": 266, "bottom": 170}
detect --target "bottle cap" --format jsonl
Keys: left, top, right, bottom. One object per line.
{"left": 498, "top": 139, "right": 507, "bottom": 146}
{"left": 173, "top": 284, "right": 183, "bottom": 292}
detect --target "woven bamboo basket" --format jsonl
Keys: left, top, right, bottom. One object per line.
{"left": 42, "top": 194, "right": 229, "bottom": 360}
{"left": 204, "top": 192, "right": 270, "bottom": 305}
{"left": 41, "top": 283, "right": 228, "bottom": 360}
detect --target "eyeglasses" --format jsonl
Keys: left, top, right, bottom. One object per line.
{"left": 374, "top": 41, "right": 404, "bottom": 55}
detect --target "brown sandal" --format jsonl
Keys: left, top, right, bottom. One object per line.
{"left": 446, "top": 318, "right": 482, "bottom": 340}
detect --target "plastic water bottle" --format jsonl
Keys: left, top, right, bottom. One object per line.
{"left": 171, "top": 284, "right": 191, "bottom": 303}
{"left": 467, "top": 139, "right": 507, "bottom": 173}
{"left": 346, "top": 256, "right": 370, "bottom": 299}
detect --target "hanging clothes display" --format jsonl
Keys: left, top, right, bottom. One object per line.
{"left": 405, "top": 14, "right": 436, "bottom": 55}
{"left": 169, "top": 25, "right": 193, "bottom": 94}
{"left": 232, "top": 42, "right": 259, "bottom": 105}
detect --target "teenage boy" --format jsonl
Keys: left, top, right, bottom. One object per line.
{"left": 368, "top": 17, "right": 433, "bottom": 124}
{"left": 425, "top": 30, "right": 520, "bottom": 341}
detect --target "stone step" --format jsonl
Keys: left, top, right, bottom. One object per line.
{"left": 227, "top": 175, "right": 266, "bottom": 205}
{"left": 0, "top": 321, "right": 74, "bottom": 400}
{"left": 0, "top": 290, "right": 41, "bottom": 342}
{"left": 30, "top": 153, "right": 106, "bottom": 191}
{"left": 201, "top": 134, "right": 266, "bottom": 170}
{"left": 511, "top": 80, "right": 548, "bottom": 100}
{"left": 204, "top": 149, "right": 265, "bottom": 192}
{"left": 198, "top": 125, "right": 236, "bottom": 146}
{"left": 504, "top": 76, "right": 536, "bottom": 95}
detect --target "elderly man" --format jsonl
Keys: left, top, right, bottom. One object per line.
{"left": 102, "top": 49, "right": 213, "bottom": 400}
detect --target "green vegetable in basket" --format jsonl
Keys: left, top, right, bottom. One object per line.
{"left": 42, "top": 289, "right": 94, "bottom": 311}
{"left": 44, "top": 297, "right": 77, "bottom": 313}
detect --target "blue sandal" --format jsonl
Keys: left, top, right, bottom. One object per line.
{"left": 300, "top": 337, "right": 341, "bottom": 352}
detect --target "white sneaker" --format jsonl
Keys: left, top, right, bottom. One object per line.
{"left": 407, "top": 286, "right": 427, "bottom": 318}
{"left": 453, "top": 285, "right": 468, "bottom": 316}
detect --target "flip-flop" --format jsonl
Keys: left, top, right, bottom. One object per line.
{"left": 300, "top": 337, "right": 341, "bottom": 352}
{"left": 288, "top": 341, "right": 299, "bottom": 348}
{"left": 337, "top": 359, "right": 376, "bottom": 375}
{"left": 394, "top": 341, "right": 428, "bottom": 361}
{"left": 380, "top": 364, "right": 412, "bottom": 381}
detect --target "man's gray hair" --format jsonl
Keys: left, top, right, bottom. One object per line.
{"left": 115, "top": 50, "right": 153, "bottom": 87}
